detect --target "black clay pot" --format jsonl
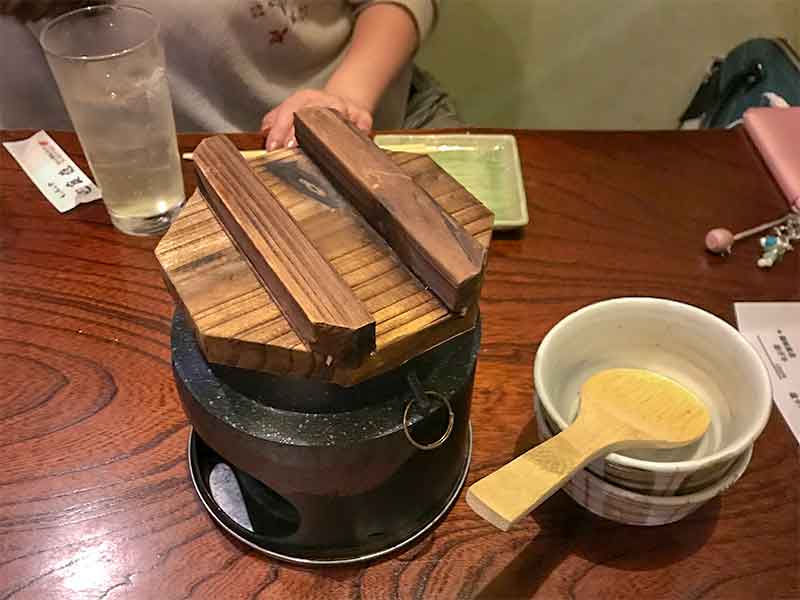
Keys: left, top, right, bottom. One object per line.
{"left": 171, "top": 307, "right": 480, "bottom": 564}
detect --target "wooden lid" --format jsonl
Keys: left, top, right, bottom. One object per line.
{"left": 156, "top": 121, "right": 493, "bottom": 386}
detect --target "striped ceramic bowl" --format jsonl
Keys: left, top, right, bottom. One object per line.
{"left": 536, "top": 398, "right": 740, "bottom": 495}
{"left": 533, "top": 298, "right": 771, "bottom": 496}
{"left": 535, "top": 396, "right": 753, "bottom": 526}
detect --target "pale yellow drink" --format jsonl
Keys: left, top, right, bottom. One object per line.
{"left": 41, "top": 5, "right": 184, "bottom": 235}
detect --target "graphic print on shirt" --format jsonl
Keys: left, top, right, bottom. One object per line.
{"left": 269, "top": 27, "right": 289, "bottom": 45}
{"left": 269, "top": 0, "right": 311, "bottom": 24}
{"left": 250, "top": 0, "right": 311, "bottom": 45}
{"left": 250, "top": 2, "right": 266, "bottom": 18}
{"left": 250, "top": 0, "right": 309, "bottom": 46}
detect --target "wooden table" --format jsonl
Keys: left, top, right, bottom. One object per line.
{"left": 1, "top": 129, "right": 797, "bottom": 600}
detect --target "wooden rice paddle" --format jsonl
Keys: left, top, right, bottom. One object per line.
{"left": 466, "top": 368, "right": 710, "bottom": 531}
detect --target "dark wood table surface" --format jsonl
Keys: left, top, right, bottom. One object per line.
{"left": 1, "top": 128, "right": 798, "bottom": 600}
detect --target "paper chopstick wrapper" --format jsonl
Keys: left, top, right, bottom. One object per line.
{"left": 180, "top": 143, "right": 470, "bottom": 162}
{"left": 743, "top": 107, "right": 800, "bottom": 211}
{"left": 2, "top": 130, "right": 101, "bottom": 213}
{"left": 183, "top": 149, "right": 268, "bottom": 161}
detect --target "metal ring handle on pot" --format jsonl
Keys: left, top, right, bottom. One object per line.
{"left": 402, "top": 390, "right": 455, "bottom": 451}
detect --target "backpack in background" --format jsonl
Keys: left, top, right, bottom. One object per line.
{"left": 680, "top": 38, "right": 800, "bottom": 129}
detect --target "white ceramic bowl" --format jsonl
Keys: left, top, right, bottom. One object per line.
{"left": 534, "top": 398, "right": 753, "bottom": 526}
{"left": 534, "top": 297, "right": 771, "bottom": 495}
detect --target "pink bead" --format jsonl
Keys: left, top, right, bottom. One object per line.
{"left": 705, "top": 228, "right": 735, "bottom": 253}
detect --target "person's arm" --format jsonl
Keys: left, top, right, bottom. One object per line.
{"left": 324, "top": 3, "right": 418, "bottom": 117}
{"left": 261, "top": 2, "right": 420, "bottom": 150}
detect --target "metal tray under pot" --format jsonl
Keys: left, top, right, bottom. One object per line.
{"left": 171, "top": 307, "right": 479, "bottom": 565}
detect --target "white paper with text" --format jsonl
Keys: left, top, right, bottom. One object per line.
{"left": 3, "top": 130, "right": 101, "bottom": 213}
{"left": 735, "top": 302, "right": 800, "bottom": 444}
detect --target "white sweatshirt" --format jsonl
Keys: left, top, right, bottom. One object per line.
{"left": 0, "top": 0, "right": 437, "bottom": 131}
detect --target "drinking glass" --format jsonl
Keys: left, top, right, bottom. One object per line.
{"left": 41, "top": 5, "right": 185, "bottom": 235}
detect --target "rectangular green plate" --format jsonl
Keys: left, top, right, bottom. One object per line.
{"left": 375, "top": 133, "right": 529, "bottom": 230}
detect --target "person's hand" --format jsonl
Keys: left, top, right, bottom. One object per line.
{"left": 1, "top": 0, "right": 97, "bottom": 22}
{"left": 260, "top": 89, "right": 373, "bottom": 150}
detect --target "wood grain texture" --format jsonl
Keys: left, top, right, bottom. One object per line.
{"left": 295, "top": 108, "right": 488, "bottom": 313}
{"left": 157, "top": 145, "right": 492, "bottom": 386}
{"left": 192, "top": 135, "right": 375, "bottom": 364}
{"left": 1, "top": 129, "right": 798, "bottom": 600}
{"left": 467, "top": 369, "right": 709, "bottom": 530}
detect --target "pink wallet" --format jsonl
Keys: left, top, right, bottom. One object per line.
{"left": 743, "top": 106, "right": 800, "bottom": 211}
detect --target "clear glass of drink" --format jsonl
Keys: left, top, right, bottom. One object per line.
{"left": 40, "top": 5, "right": 185, "bottom": 236}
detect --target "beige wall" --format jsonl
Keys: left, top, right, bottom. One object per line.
{"left": 418, "top": 0, "right": 800, "bottom": 129}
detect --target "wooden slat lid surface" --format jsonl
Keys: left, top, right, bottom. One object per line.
{"left": 156, "top": 145, "right": 493, "bottom": 386}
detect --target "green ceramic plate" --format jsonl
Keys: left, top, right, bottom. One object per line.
{"left": 375, "top": 133, "right": 529, "bottom": 230}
